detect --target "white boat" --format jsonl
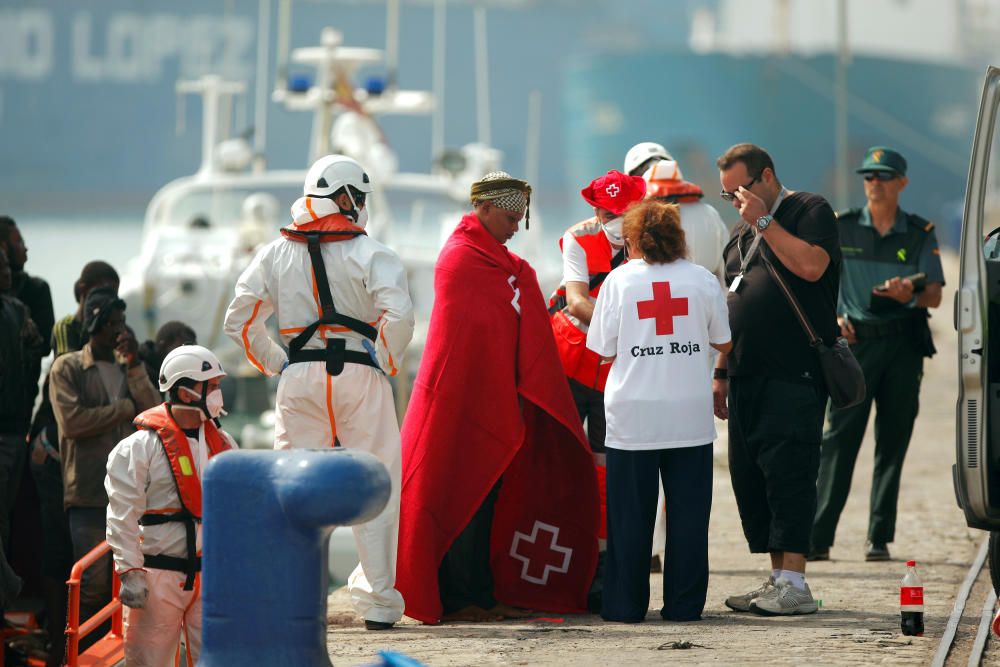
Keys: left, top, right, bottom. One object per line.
{"left": 117, "top": 1, "right": 557, "bottom": 584}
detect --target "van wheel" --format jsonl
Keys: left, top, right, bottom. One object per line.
{"left": 990, "top": 531, "right": 1000, "bottom": 596}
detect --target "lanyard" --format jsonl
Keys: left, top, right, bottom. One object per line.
{"left": 736, "top": 228, "right": 764, "bottom": 273}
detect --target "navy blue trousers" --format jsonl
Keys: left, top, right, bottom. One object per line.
{"left": 601, "top": 444, "right": 712, "bottom": 623}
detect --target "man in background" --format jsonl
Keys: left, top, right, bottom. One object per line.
{"left": 137, "top": 321, "right": 197, "bottom": 390}
{"left": 810, "top": 147, "right": 944, "bottom": 562}
{"left": 0, "top": 247, "right": 43, "bottom": 552}
{"left": 29, "top": 260, "right": 120, "bottom": 665}
{"left": 0, "top": 215, "right": 54, "bottom": 404}
{"left": 49, "top": 287, "right": 159, "bottom": 643}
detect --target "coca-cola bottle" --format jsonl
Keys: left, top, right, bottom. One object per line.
{"left": 900, "top": 560, "right": 924, "bottom": 636}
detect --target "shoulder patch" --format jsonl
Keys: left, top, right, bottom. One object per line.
{"left": 835, "top": 207, "right": 860, "bottom": 220}
{"left": 906, "top": 213, "right": 934, "bottom": 233}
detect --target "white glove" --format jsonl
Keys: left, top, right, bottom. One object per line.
{"left": 119, "top": 570, "right": 149, "bottom": 609}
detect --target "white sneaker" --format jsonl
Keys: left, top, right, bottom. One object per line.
{"left": 750, "top": 577, "right": 818, "bottom": 616}
{"left": 724, "top": 576, "right": 775, "bottom": 612}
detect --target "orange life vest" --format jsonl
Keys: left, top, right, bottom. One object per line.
{"left": 133, "top": 404, "right": 233, "bottom": 588}
{"left": 134, "top": 404, "right": 232, "bottom": 519}
{"left": 646, "top": 178, "right": 704, "bottom": 204}
{"left": 548, "top": 218, "right": 622, "bottom": 392}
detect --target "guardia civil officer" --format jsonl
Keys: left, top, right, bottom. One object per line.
{"left": 809, "top": 146, "right": 944, "bottom": 563}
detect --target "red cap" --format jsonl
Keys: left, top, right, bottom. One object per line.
{"left": 581, "top": 170, "right": 647, "bottom": 216}
{"left": 906, "top": 560, "right": 916, "bottom": 567}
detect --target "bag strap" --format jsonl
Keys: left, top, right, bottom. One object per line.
{"left": 760, "top": 250, "right": 823, "bottom": 347}
{"left": 587, "top": 248, "right": 626, "bottom": 292}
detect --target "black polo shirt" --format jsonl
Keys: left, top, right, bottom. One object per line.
{"left": 723, "top": 191, "right": 841, "bottom": 384}
{"left": 836, "top": 206, "right": 944, "bottom": 323}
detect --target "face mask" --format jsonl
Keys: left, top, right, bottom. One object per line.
{"left": 602, "top": 216, "right": 624, "bottom": 245}
{"left": 344, "top": 190, "right": 369, "bottom": 230}
{"left": 205, "top": 388, "right": 226, "bottom": 418}
{"left": 354, "top": 207, "right": 369, "bottom": 230}
{"left": 177, "top": 386, "right": 227, "bottom": 421}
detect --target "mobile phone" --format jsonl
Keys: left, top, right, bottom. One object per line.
{"left": 873, "top": 272, "right": 927, "bottom": 292}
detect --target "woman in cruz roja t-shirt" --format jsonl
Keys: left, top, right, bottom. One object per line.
{"left": 587, "top": 199, "right": 732, "bottom": 624}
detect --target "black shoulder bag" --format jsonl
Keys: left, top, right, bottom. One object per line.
{"left": 761, "top": 253, "right": 866, "bottom": 409}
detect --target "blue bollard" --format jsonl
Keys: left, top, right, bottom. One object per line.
{"left": 198, "top": 448, "right": 391, "bottom": 667}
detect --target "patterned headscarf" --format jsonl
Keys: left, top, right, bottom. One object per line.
{"left": 470, "top": 171, "right": 532, "bottom": 227}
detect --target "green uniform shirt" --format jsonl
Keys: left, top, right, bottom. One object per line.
{"left": 837, "top": 205, "right": 945, "bottom": 323}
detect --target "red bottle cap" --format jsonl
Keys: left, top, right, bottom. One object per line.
{"left": 906, "top": 560, "right": 916, "bottom": 567}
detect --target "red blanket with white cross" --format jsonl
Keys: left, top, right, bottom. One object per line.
{"left": 396, "top": 213, "right": 600, "bottom": 624}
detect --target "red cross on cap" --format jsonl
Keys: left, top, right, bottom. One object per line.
{"left": 637, "top": 281, "right": 688, "bottom": 335}
{"left": 606, "top": 183, "right": 620, "bottom": 197}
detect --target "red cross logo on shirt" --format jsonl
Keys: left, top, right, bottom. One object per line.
{"left": 509, "top": 521, "right": 573, "bottom": 585}
{"left": 636, "top": 281, "right": 688, "bottom": 335}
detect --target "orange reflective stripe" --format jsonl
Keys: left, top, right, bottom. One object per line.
{"left": 279, "top": 322, "right": 377, "bottom": 335}
{"left": 304, "top": 197, "right": 318, "bottom": 221}
{"left": 325, "top": 372, "right": 337, "bottom": 445}
{"left": 182, "top": 574, "right": 200, "bottom": 667}
{"left": 378, "top": 323, "right": 398, "bottom": 377}
{"left": 242, "top": 300, "right": 266, "bottom": 374}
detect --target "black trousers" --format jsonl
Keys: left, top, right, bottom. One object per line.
{"left": 30, "top": 456, "right": 74, "bottom": 579}
{"left": 812, "top": 335, "right": 923, "bottom": 548}
{"left": 438, "top": 482, "right": 500, "bottom": 614}
{"left": 601, "top": 445, "right": 712, "bottom": 623}
{"left": 728, "top": 376, "right": 825, "bottom": 555}
{"left": 0, "top": 432, "right": 26, "bottom": 551}
{"left": 569, "top": 379, "right": 606, "bottom": 453}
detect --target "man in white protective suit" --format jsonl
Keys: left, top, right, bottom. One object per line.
{"left": 105, "top": 345, "right": 236, "bottom": 666}
{"left": 223, "top": 154, "right": 414, "bottom": 631}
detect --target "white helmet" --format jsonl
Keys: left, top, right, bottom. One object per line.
{"left": 624, "top": 142, "right": 674, "bottom": 177}
{"left": 303, "top": 154, "right": 374, "bottom": 198}
{"left": 159, "top": 345, "right": 226, "bottom": 393}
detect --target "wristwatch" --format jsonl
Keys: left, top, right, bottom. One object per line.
{"left": 756, "top": 214, "right": 773, "bottom": 232}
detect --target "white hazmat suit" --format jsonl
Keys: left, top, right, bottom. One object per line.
{"left": 105, "top": 418, "right": 237, "bottom": 666}
{"left": 223, "top": 162, "right": 414, "bottom": 625}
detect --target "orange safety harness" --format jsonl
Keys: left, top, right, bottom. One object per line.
{"left": 134, "top": 404, "right": 233, "bottom": 590}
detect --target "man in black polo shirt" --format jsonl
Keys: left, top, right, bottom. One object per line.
{"left": 810, "top": 147, "right": 943, "bottom": 563}
{"left": 713, "top": 143, "right": 840, "bottom": 616}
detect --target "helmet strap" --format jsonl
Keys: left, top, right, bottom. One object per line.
{"left": 173, "top": 386, "right": 210, "bottom": 421}
{"left": 341, "top": 189, "right": 362, "bottom": 222}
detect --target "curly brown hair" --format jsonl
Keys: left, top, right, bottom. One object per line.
{"left": 622, "top": 200, "right": 686, "bottom": 264}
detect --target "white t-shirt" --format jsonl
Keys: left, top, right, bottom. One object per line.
{"left": 587, "top": 258, "right": 731, "bottom": 451}
{"left": 561, "top": 230, "right": 624, "bottom": 332}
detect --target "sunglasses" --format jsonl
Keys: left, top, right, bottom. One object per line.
{"left": 720, "top": 174, "right": 760, "bottom": 202}
{"left": 863, "top": 172, "right": 898, "bottom": 182}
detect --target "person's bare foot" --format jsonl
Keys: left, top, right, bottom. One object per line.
{"left": 491, "top": 603, "right": 534, "bottom": 619}
{"left": 441, "top": 605, "right": 504, "bottom": 622}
